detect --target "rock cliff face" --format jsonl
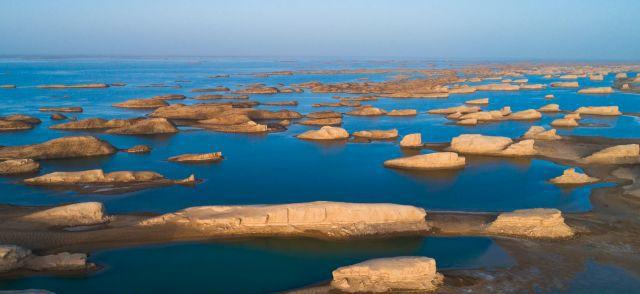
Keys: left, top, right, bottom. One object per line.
{"left": 140, "top": 201, "right": 428, "bottom": 238}
{"left": 384, "top": 152, "right": 466, "bottom": 170}
{"left": 486, "top": 208, "right": 574, "bottom": 238}
{"left": 0, "top": 136, "right": 117, "bottom": 160}
{"left": 331, "top": 257, "right": 443, "bottom": 293}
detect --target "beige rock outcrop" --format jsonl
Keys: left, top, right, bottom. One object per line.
{"left": 475, "top": 83, "right": 520, "bottom": 91}
{"left": 353, "top": 129, "right": 398, "bottom": 140}
{"left": 140, "top": 201, "right": 428, "bottom": 238}
{"left": 299, "top": 117, "right": 342, "bottom": 126}
{"left": 450, "top": 134, "right": 513, "bottom": 154}
{"left": 0, "top": 136, "right": 117, "bottom": 160}
{"left": 0, "top": 120, "right": 33, "bottom": 132}
{"left": 582, "top": 144, "right": 640, "bottom": 164}
{"left": 551, "top": 82, "right": 579, "bottom": 88}
{"left": 331, "top": 257, "right": 443, "bottom": 293}
{"left": 551, "top": 118, "right": 578, "bottom": 128}
{"left": 574, "top": 106, "right": 622, "bottom": 116}
{"left": 19, "top": 202, "right": 107, "bottom": 227}
{"left": 168, "top": 152, "right": 223, "bottom": 163}
{"left": 248, "top": 109, "right": 303, "bottom": 120}
{"left": 507, "top": 109, "right": 542, "bottom": 120}
{"left": 384, "top": 152, "right": 466, "bottom": 170}
{"left": 113, "top": 98, "right": 168, "bottom": 109}
{"left": 0, "top": 245, "right": 32, "bottom": 272}
{"left": 428, "top": 105, "right": 480, "bottom": 115}
{"left": 457, "top": 118, "right": 478, "bottom": 125}
{"left": 24, "top": 169, "right": 194, "bottom": 186}
{"left": 538, "top": 104, "right": 560, "bottom": 112}
{"left": 124, "top": 145, "right": 151, "bottom": 153}
{"left": 578, "top": 87, "right": 614, "bottom": 94}
{"left": 465, "top": 98, "right": 489, "bottom": 105}
{"left": 24, "top": 252, "right": 89, "bottom": 271}
{"left": 50, "top": 118, "right": 140, "bottom": 130}
{"left": 520, "top": 84, "right": 546, "bottom": 90}
{"left": 347, "top": 107, "right": 387, "bottom": 116}
{"left": 400, "top": 133, "right": 422, "bottom": 148}
{"left": 150, "top": 104, "right": 233, "bottom": 120}
{"left": 523, "top": 126, "right": 561, "bottom": 140}
{"left": 152, "top": 94, "right": 186, "bottom": 100}
{"left": 545, "top": 94, "right": 555, "bottom": 99}
{"left": 106, "top": 118, "right": 178, "bottom": 135}
{"left": 387, "top": 109, "right": 417, "bottom": 116}
{"left": 39, "top": 107, "right": 83, "bottom": 113}
{"left": 37, "top": 83, "right": 109, "bottom": 89}
{"left": 0, "top": 159, "right": 40, "bottom": 175}
{"left": 550, "top": 168, "right": 599, "bottom": 185}
{"left": 501, "top": 140, "right": 536, "bottom": 156}
{"left": 297, "top": 126, "right": 349, "bottom": 140}
{"left": 486, "top": 208, "right": 574, "bottom": 238}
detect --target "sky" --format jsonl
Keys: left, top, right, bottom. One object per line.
{"left": 1, "top": 0, "right": 639, "bottom": 60}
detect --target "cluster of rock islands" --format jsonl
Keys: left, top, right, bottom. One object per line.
{"left": 1, "top": 63, "right": 640, "bottom": 293}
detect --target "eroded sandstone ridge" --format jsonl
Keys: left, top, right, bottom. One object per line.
{"left": 140, "top": 201, "right": 429, "bottom": 238}
{"left": 330, "top": 257, "right": 443, "bottom": 293}
{"left": 486, "top": 208, "right": 574, "bottom": 238}
{"left": 0, "top": 245, "right": 92, "bottom": 274}
{"left": 384, "top": 152, "right": 466, "bottom": 170}
{"left": 0, "top": 136, "right": 117, "bottom": 160}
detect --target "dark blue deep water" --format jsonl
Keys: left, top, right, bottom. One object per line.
{"left": 0, "top": 58, "right": 638, "bottom": 293}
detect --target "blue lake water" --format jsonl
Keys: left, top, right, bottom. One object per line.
{"left": 0, "top": 57, "right": 638, "bottom": 293}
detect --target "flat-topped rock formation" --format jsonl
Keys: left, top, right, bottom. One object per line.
{"left": 387, "top": 109, "right": 417, "bottom": 116}
{"left": 384, "top": 152, "right": 466, "bottom": 170}
{"left": 578, "top": 87, "right": 614, "bottom": 94}
{"left": 523, "top": 126, "right": 561, "bottom": 140}
{"left": 520, "top": 83, "right": 546, "bottom": 90}
{"left": 1, "top": 114, "right": 42, "bottom": 125}
{"left": 234, "top": 84, "right": 279, "bottom": 94}
{"left": 0, "top": 159, "right": 40, "bottom": 175}
{"left": 149, "top": 104, "right": 233, "bottom": 120}
{"left": 247, "top": 109, "right": 303, "bottom": 120}
{"left": 191, "top": 86, "right": 230, "bottom": 92}
{"left": 195, "top": 94, "right": 249, "bottom": 100}
{"left": 140, "top": 201, "right": 429, "bottom": 238}
{"left": 428, "top": 105, "right": 480, "bottom": 115}
{"left": 37, "top": 83, "right": 109, "bottom": 89}
{"left": 152, "top": 94, "right": 186, "bottom": 100}
{"left": 353, "top": 129, "right": 398, "bottom": 140}
{"left": 262, "top": 100, "right": 298, "bottom": 106}
{"left": 105, "top": 118, "right": 178, "bottom": 135}
{"left": 0, "top": 119, "right": 33, "bottom": 131}
{"left": 550, "top": 168, "right": 599, "bottom": 185}
{"left": 199, "top": 120, "right": 269, "bottom": 133}
{"left": 551, "top": 82, "right": 579, "bottom": 88}
{"left": 551, "top": 117, "right": 579, "bottom": 128}
{"left": 331, "top": 257, "right": 443, "bottom": 293}
{"left": 168, "top": 152, "right": 223, "bottom": 163}
{"left": 39, "top": 107, "right": 83, "bottom": 113}
{"left": 538, "top": 104, "right": 560, "bottom": 112}
{"left": 465, "top": 98, "right": 489, "bottom": 105}
{"left": 299, "top": 117, "right": 342, "bottom": 126}
{"left": 581, "top": 144, "right": 640, "bottom": 164}
{"left": 0, "top": 136, "right": 117, "bottom": 160}
{"left": 347, "top": 106, "right": 387, "bottom": 116}
{"left": 50, "top": 113, "right": 68, "bottom": 120}
{"left": 306, "top": 111, "right": 342, "bottom": 119}
{"left": 507, "top": 109, "right": 542, "bottom": 120}
{"left": 501, "top": 139, "right": 537, "bottom": 156}
{"left": 0, "top": 84, "right": 17, "bottom": 89}
{"left": 574, "top": 106, "right": 622, "bottom": 116}
{"left": 486, "top": 208, "right": 574, "bottom": 238}
{"left": 51, "top": 118, "right": 141, "bottom": 130}
{"left": 449, "top": 134, "right": 536, "bottom": 157}
{"left": 113, "top": 98, "right": 169, "bottom": 109}
{"left": 24, "top": 169, "right": 195, "bottom": 193}
{"left": 0, "top": 245, "right": 92, "bottom": 274}
{"left": 297, "top": 126, "right": 349, "bottom": 140}
{"left": 475, "top": 83, "right": 520, "bottom": 91}
{"left": 400, "top": 133, "right": 422, "bottom": 148}
{"left": 15, "top": 202, "right": 107, "bottom": 227}
{"left": 457, "top": 118, "right": 478, "bottom": 125}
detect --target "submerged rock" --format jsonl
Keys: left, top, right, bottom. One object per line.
{"left": 140, "top": 201, "right": 428, "bottom": 238}
{"left": 400, "top": 133, "right": 422, "bottom": 148}
{"left": 38, "top": 107, "right": 83, "bottom": 113}
{"left": 353, "top": 129, "right": 398, "bottom": 140}
{"left": 18, "top": 202, "right": 107, "bottom": 227}
{"left": 297, "top": 126, "right": 349, "bottom": 140}
{"left": 578, "top": 87, "right": 614, "bottom": 94}
{"left": 168, "top": 152, "right": 223, "bottom": 163}
{"left": 37, "top": 83, "right": 109, "bottom": 89}
{"left": 347, "top": 106, "right": 387, "bottom": 116}
{"left": 106, "top": 118, "right": 178, "bottom": 135}
{"left": 0, "top": 159, "right": 40, "bottom": 175}
{"left": 50, "top": 113, "right": 68, "bottom": 120}
{"left": 486, "top": 208, "right": 574, "bottom": 238}
{"left": 113, "top": 98, "right": 169, "bottom": 109}
{"left": 331, "top": 257, "right": 443, "bottom": 293}
{"left": 0, "top": 136, "right": 117, "bottom": 160}
{"left": 550, "top": 168, "right": 599, "bottom": 185}
{"left": 387, "top": 109, "right": 417, "bottom": 116}
{"left": 574, "top": 106, "right": 622, "bottom": 116}
{"left": 523, "top": 126, "right": 561, "bottom": 140}
{"left": 450, "top": 134, "right": 513, "bottom": 154}
{"left": 582, "top": 144, "right": 640, "bottom": 164}
{"left": 384, "top": 152, "right": 466, "bottom": 170}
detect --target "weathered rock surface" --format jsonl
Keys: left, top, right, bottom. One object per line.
{"left": 353, "top": 129, "right": 398, "bottom": 140}
{"left": 0, "top": 136, "right": 117, "bottom": 160}
{"left": 523, "top": 126, "right": 561, "bottom": 140}
{"left": 538, "top": 104, "right": 560, "bottom": 112}
{"left": 149, "top": 104, "right": 233, "bottom": 120}
{"left": 0, "top": 120, "right": 33, "bottom": 131}
{"left": 578, "top": 87, "right": 614, "bottom": 94}
{"left": 299, "top": 117, "right": 342, "bottom": 126}
{"left": 347, "top": 107, "right": 387, "bottom": 116}
{"left": 140, "top": 201, "right": 429, "bottom": 238}
{"left": 550, "top": 168, "right": 599, "bottom": 185}
{"left": 38, "top": 107, "right": 83, "bottom": 113}
{"left": 262, "top": 101, "right": 298, "bottom": 106}
{"left": 199, "top": 120, "right": 269, "bottom": 133}
{"left": 551, "top": 82, "right": 579, "bottom": 88}
{"left": 384, "top": 152, "right": 466, "bottom": 170}
{"left": 297, "top": 126, "right": 349, "bottom": 140}
{"left": 234, "top": 84, "right": 279, "bottom": 94}
{"left": 50, "top": 113, "right": 68, "bottom": 120}
{"left": 545, "top": 94, "right": 555, "bottom": 99}
{"left": 574, "top": 106, "right": 622, "bottom": 116}
{"left": 18, "top": 202, "right": 107, "bottom": 227}
{"left": 1, "top": 114, "right": 41, "bottom": 125}
{"left": 37, "top": 83, "right": 109, "bottom": 89}
{"left": 520, "top": 84, "right": 546, "bottom": 90}
{"left": 507, "top": 109, "right": 542, "bottom": 120}
{"left": 428, "top": 105, "right": 480, "bottom": 115}
{"left": 582, "top": 144, "right": 640, "bottom": 164}
{"left": 24, "top": 252, "right": 89, "bottom": 271}
{"left": 50, "top": 118, "right": 140, "bottom": 130}
{"left": 168, "top": 152, "right": 223, "bottom": 163}
{"left": 0, "top": 245, "right": 31, "bottom": 272}
{"left": 400, "top": 133, "right": 422, "bottom": 148}
{"left": 551, "top": 118, "right": 579, "bottom": 128}
{"left": 475, "top": 83, "right": 520, "bottom": 91}
{"left": 248, "top": 109, "right": 303, "bottom": 120}
{"left": 123, "top": 145, "right": 151, "bottom": 153}
{"left": 501, "top": 139, "right": 536, "bottom": 156}
{"left": 331, "top": 257, "right": 443, "bottom": 293}
{"left": 450, "top": 134, "right": 513, "bottom": 154}
{"left": 113, "top": 98, "right": 169, "bottom": 109}
{"left": 465, "top": 98, "right": 489, "bottom": 105}
{"left": 387, "top": 109, "right": 417, "bottom": 116}
{"left": 457, "top": 118, "right": 478, "bottom": 125}
{"left": 306, "top": 111, "right": 342, "bottom": 119}
{"left": 0, "top": 159, "right": 40, "bottom": 175}
{"left": 486, "top": 208, "right": 574, "bottom": 238}
{"left": 152, "top": 94, "right": 186, "bottom": 100}
{"left": 106, "top": 118, "right": 178, "bottom": 135}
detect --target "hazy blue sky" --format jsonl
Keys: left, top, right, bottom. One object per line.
{"left": 1, "top": 0, "right": 639, "bottom": 60}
